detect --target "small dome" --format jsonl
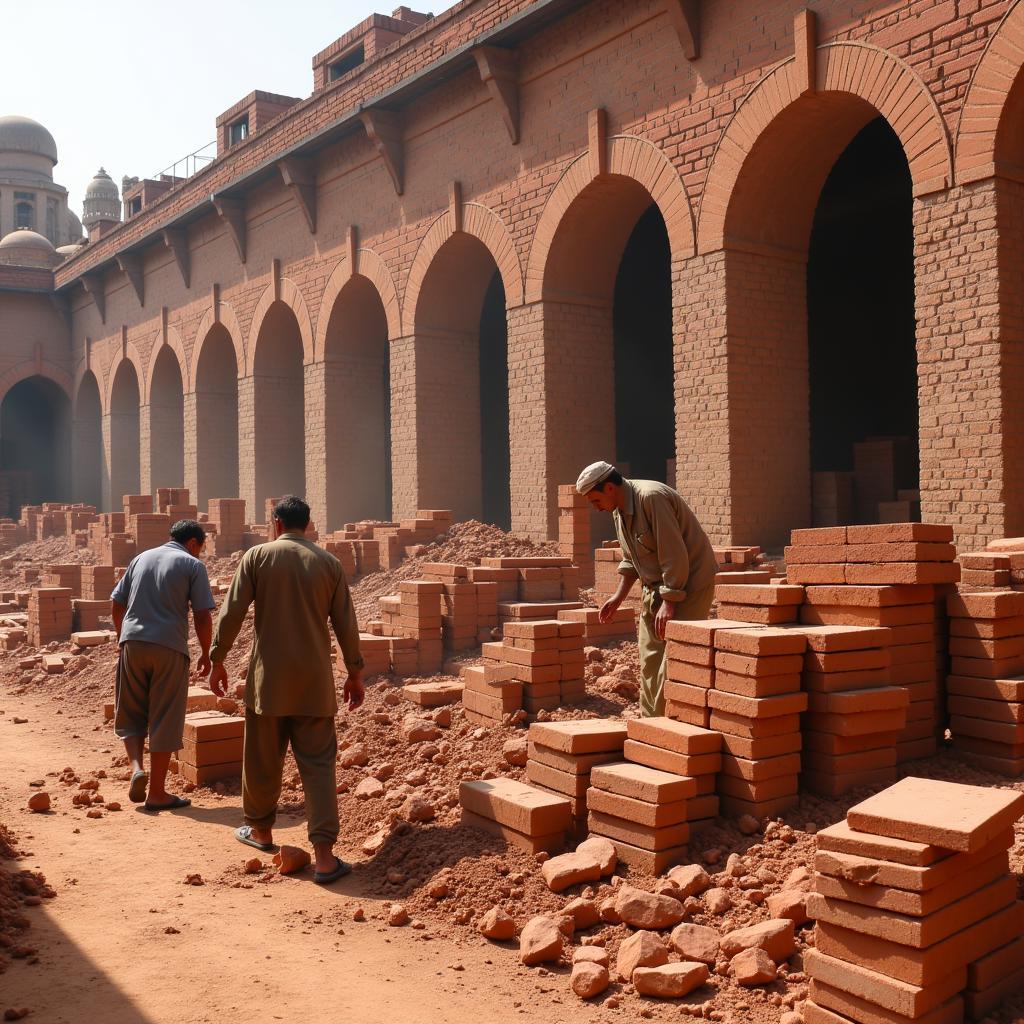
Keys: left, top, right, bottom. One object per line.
{"left": 83, "top": 168, "right": 121, "bottom": 228}
{"left": 0, "top": 229, "right": 55, "bottom": 252}
{"left": 0, "top": 228, "right": 59, "bottom": 268}
{"left": 85, "top": 167, "right": 119, "bottom": 199}
{"left": 56, "top": 242, "right": 84, "bottom": 257}
{"left": 0, "top": 115, "right": 58, "bottom": 165}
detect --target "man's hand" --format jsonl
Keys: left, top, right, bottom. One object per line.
{"left": 598, "top": 597, "right": 622, "bottom": 625}
{"left": 193, "top": 652, "right": 212, "bottom": 680}
{"left": 209, "top": 662, "right": 229, "bottom": 697}
{"left": 654, "top": 599, "right": 676, "bottom": 642}
{"left": 343, "top": 672, "right": 365, "bottom": 711}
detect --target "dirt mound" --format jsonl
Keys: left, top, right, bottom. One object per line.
{"left": 0, "top": 820, "right": 55, "bottom": 976}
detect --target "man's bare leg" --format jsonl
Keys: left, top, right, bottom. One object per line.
{"left": 123, "top": 735, "right": 145, "bottom": 775}
{"left": 145, "top": 752, "right": 175, "bottom": 806}
{"left": 313, "top": 841, "right": 337, "bottom": 874}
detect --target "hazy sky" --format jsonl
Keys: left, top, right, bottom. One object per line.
{"left": 1, "top": 1, "right": 455, "bottom": 215}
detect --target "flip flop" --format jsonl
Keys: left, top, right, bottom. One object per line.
{"left": 144, "top": 796, "right": 192, "bottom": 812}
{"left": 314, "top": 857, "right": 352, "bottom": 885}
{"left": 128, "top": 770, "right": 149, "bottom": 803}
{"left": 234, "top": 825, "right": 278, "bottom": 853}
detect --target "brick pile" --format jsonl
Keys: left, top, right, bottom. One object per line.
{"left": 460, "top": 662, "right": 520, "bottom": 725}
{"left": 397, "top": 580, "right": 443, "bottom": 674}
{"left": 73, "top": 599, "right": 111, "bottom": 631}
{"left": 459, "top": 776, "right": 571, "bottom": 854}
{"left": 526, "top": 719, "right": 626, "bottom": 834}
{"left": 852, "top": 437, "right": 916, "bottom": 525}
{"left": 372, "top": 510, "right": 451, "bottom": 569}
{"left": 946, "top": 590, "right": 1024, "bottom": 776}
{"left": 207, "top": 498, "right": 246, "bottom": 554}
{"left": 41, "top": 564, "right": 81, "bottom": 596}
{"left": 130, "top": 513, "right": 172, "bottom": 554}
{"left": 28, "top": 587, "right": 73, "bottom": 646}
{"left": 712, "top": 545, "right": 776, "bottom": 584}
{"left": 878, "top": 488, "right": 922, "bottom": 525}
{"left": 714, "top": 582, "right": 803, "bottom": 625}
{"left": 421, "top": 562, "right": 488, "bottom": 650}
{"left": 805, "top": 777, "right": 1024, "bottom": 1024}
{"left": 157, "top": 487, "right": 191, "bottom": 513}
{"left": 79, "top": 565, "right": 117, "bottom": 600}
{"left": 557, "top": 483, "right": 593, "bottom": 587}
{"left": 663, "top": 618, "right": 750, "bottom": 727}
{"left": 555, "top": 605, "right": 635, "bottom": 644}
{"left": 594, "top": 543, "right": 639, "bottom": 613}
{"left": 174, "top": 710, "right": 244, "bottom": 785}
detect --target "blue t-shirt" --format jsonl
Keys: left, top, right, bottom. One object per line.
{"left": 111, "top": 541, "right": 216, "bottom": 658}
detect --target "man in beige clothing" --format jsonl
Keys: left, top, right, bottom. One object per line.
{"left": 577, "top": 462, "right": 716, "bottom": 717}
{"left": 206, "top": 495, "right": 364, "bottom": 884}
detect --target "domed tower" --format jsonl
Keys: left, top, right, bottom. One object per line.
{"left": 0, "top": 115, "right": 58, "bottom": 178}
{"left": 0, "top": 228, "right": 60, "bottom": 268}
{"left": 82, "top": 168, "right": 121, "bottom": 235}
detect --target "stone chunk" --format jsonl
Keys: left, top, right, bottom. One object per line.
{"left": 633, "top": 961, "right": 709, "bottom": 998}
{"left": 721, "top": 919, "right": 795, "bottom": 962}
{"left": 541, "top": 851, "right": 602, "bottom": 892}
{"left": 573, "top": 946, "right": 610, "bottom": 967}
{"left": 667, "top": 863, "right": 711, "bottom": 898}
{"left": 766, "top": 888, "right": 810, "bottom": 925}
{"left": 519, "top": 915, "right": 564, "bottom": 965}
{"left": 479, "top": 906, "right": 516, "bottom": 940}
{"left": 576, "top": 836, "right": 617, "bottom": 875}
{"left": 571, "top": 961, "right": 610, "bottom": 999}
{"left": 616, "top": 929, "right": 669, "bottom": 981}
{"left": 670, "top": 923, "right": 720, "bottom": 965}
{"left": 27, "top": 792, "right": 50, "bottom": 812}
{"left": 615, "top": 886, "right": 686, "bottom": 930}
{"left": 733, "top": 947, "right": 777, "bottom": 986}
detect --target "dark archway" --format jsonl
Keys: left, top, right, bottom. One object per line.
{"left": 148, "top": 347, "right": 185, "bottom": 492}
{"left": 195, "top": 324, "right": 240, "bottom": 506}
{"left": 74, "top": 371, "right": 103, "bottom": 508}
{"left": 109, "top": 361, "right": 141, "bottom": 504}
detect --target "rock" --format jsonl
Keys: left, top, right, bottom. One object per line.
{"left": 273, "top": 846, "right": 311, "bottom": 875}
{"left": 244, "top": 858, "right": 263, "bottom": 874}
{"left": 354, "top": 777, "right": 385, "bottom": 800}
{"left": 667, "top": 863, "right": 711, "bottom": 898}
{"left": 551, "top": 912, "right": 576, "bottom": 938}
{"left": 479, "top": 906, "right": 516, "bottom": 941}
{"left": 106, "top": 801, "right": 122, "bottom": 812}
{"left": 502, "top": 736, "right": 528, "bottom": 766}
{"left": 519, "top": 916, "right": 564, "bottom": 965}
{"left": 703, "top": 847, "right": 722, "bottom": 866}
{"left": 599, "top": 897, "right": 621, "bottom": 924}
{"left": 616, "top": 930, "right": 669, "bottom": 981}
{"left": 571, "top": 961, "right": 610, "bottom": 999}
{"left": 184, "top": 873, "right": 204, "bottom": 885}
{"left": 784, "top": 866, "right": 812, "bottom": 890}
{"left": 402, "top": 796, "right": 436, "bottom": 822}
{"left": 766, "top": 889, "right": 810, "bottom": 925}
{"left": 721, "top": 919, "right": 795, "bottom": 962}
{"left": 576, "top": 836, "right": 617, "bottom": 875}
{"left": 733, "top": 947, "right": 777, "bottom": 986}
{"left": 564, "top": 897, "right": 600, "bottom": 929}
{"left": 633, "top": 962, "right": 710, "bottom": 998}
{"left": 402, "top": 715, "right": 441, "bottom": 744}
{"left": 726, "top": 853, "right": 746, "bottom": 877}
{"left": 574, "top": 946, "right": 610, "bottom": 968}
{"left": 615, "top": 886, "right": 685, "bottom": 930}
{"left": 388, "top": 904, "right": 410, "bottom": 926}
{"left": 541, "top": 852, "right": 602, "bottom": 893}
{"left": 427, "top": 875, "right": 451, "bottom": 899}
{"left": 362, "top": 828, "right": 390, "bottom": 855}
{"left": 86, "top": 808, "right": 103, "bottom": 819}
{"left": 670, "top": 923, "right": 721, "bottom": 965}
{"left": 781, "top": 1012, "right": 803, "bottom": 1024}
{"left": 737, "top": 814, "right": 761, "bottom": 835}
{"left": 27, "top": 792, "right": 50, "bottom": 812}
{"left": 703, "top": 887, "right": 733, "bottom": 915}
{"left": 338, "top": 743, "right": 368, "bottom": 768}
{"left": 386, "top": 868, "right": 407, "bottom": 884}
{"left": 383, "top": 689, "right": 402, "bottom": 706}
{"left": 432, "top": 707, "right": 452, "bottom": 728}
{"left": 215, "top": 697, "right": 238, "bottom": 715}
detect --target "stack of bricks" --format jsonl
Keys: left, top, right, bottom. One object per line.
{"left": 157, "top": 487, "right": 191, "bottom": 513}
{"left": 421, "top": 563, "right": 480, "bottom": 650}
{"left": 555, "top": 605, "right": 635, "bottom": 644}
{"left": 852, "top": 437, "right": 916, "bottom": 524}
{"left": 123, "top": 494, "right": 153, "bottom": 518}
{"left": 371, "top": 510, "right": 451, "bottom": 569}
{"left": 946, "top": 590, "right": 1024, "bottom": 776}
{"left": 486, "top": 557, "right": 582, "bottom": 624}
{"left": 398, "top": 580, "right": 443, "bottom": 673}
{"left": 812, "top": 470, "right": 855, "bottom": 527}
{"left": 129, "top": 512, "right": 171, "bottom": 553}
{"left": 800, "top": 625, "right": 908, "bottom": 797}
{"left": 710, "top": 627, "right": 808, "bottom": 817}
{"left": 207, "top": 498, "right": 246, "bottom": 554}
{"left": 388, "top": 635, "right": 418, "bottom": 675}
{"left": 526, "top": 719, "right": 627, "bottom": 835}
{"left": 459, "top": 776, "right": 571, "bottom": 854}
{"left": 712, "top": 545, "right": 776, "bottom": 584}
{"left": 714, "top": 582, "right": 803, "bottom": 624}
{"left": 663, "top": 618, "right": 749, "bottom": 726}
{"left": 73, "top": 598, "right": 109, "bottom": 631}
{"left": 624, "top": 717, "right": 722, "bottom": 829}
{"left": 41, "top": 564, "right": 81, "bottom": 596}
{"left": 79, "top": 565, "right": 116, "bottom": 600}
{"left": 323, "top": 538, "right": 358, "bottom": 578}
{"left": 482, "top": 618, "right": 587, "bottom": 711}
{"left": 353, "top": 634, "right": 390, "bottom": 677}
{"left": 175, "top": 711, "right": 244, "bottom": 785}
{"left": 878, "top": 488, "right": 922, "bottom": 524}
{"left": 957, "top": 550, "right": 1016, "bottom": 589}
{"left": 28, "top": 587, "right": 73, "bottom": 646}
{"left": 557, "top": 483, "right": 593, "bottom": 587}
{"left": 805, "top": 777, "right": 1024, "bottom": 1024}
{"left": 461, "top": 662, "right": 521, "bottom": 725}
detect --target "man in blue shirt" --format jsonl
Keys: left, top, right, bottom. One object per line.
{"left": 110, "top": 519, "right": 216, "bottom": 810}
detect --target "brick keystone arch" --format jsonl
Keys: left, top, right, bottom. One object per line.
{"left": 313, "top": 247, "right": 401, "bottom": 361}
{"left": 698, "top": 42, "right": 953, "bottom": 255}
{"left": 525, "top": 134, "right": 696, "bottom": 304}
{"left": 246, "top": 277, "right": 315, "bottom": 375}
{"left": 956, "top": 0, "right": 1024, "bottom": 184}
{"left": 188, "top": 301, "right": 245, "bottom": 392}
{"left": 144, "top": 324, "right": 188, "bottom": 405}
{"left": 401, "top": 202, "right": 524, "bottom": 336}
{"left": 0, "top": 360, "right": 72, "bottom": 409}
{"left": 103, "top": 341, "right": 146, "bottom": 413}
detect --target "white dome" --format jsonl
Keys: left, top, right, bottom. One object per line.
{"left": 56, "top": 242, "right": 84, "bottom": 257}
{"left": 0, "top": 228, "right": 59, "bottom": 268}
{"left": 85, "top": 167, "right": 118, "bottom": 199}
{"left": 0, "top": 228, "right": 54, "bottom": 252}
{"left": 0, "top": 115, "right": 57, "bottom": 165}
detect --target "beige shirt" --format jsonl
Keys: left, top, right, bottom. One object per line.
{"left": 613, "top": 479, "right": 717, "bottom": 603}
{"left": 210, "top": 533, "right": 364, "bottom": 717}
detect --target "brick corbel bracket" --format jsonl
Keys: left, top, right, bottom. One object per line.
{"left": 213, "top": 195, "right": 247, "bottom": 264}
{"left": 116, "top": 252, "right": 145, "bottom": 307}
{"left": 278, "top": 156, "right": 317, "bottom": 234}
{"left": 81, "top": 272, "right": 106, "bottom": 324}
{"left": 162, "top": 228, "right": 190, "bottom": 289}
{"left": 666, "top": 0, "right": 700, "bottom": 60}
{"left": 47, "top": 291, "right": 70, "bottom": 326}
{"left": 473, "top": 46, "right": 519, "bottom": 144}
{"left": 360, "top": 109, "right": 404, "bottom": 195}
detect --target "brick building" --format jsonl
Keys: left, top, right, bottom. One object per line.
{"left": 1, "top": 0, "right": 1023, "bottom": 549}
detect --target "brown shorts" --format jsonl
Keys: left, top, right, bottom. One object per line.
{"left": 114, "top": 640, "right": 190, "bottom": 752}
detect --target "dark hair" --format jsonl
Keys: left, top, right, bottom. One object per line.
{"left": 273, "top": 494, "right": 311, "bottom": 530}
{"left": 170, "top": 519, "right": 206, "bottom": 546}
{"left": 591, "top": 468, "right": 623, "bottom": 492}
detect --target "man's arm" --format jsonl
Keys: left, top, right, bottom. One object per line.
{"left": 111, "top": 600, "right": 126, "bottom": 640}
{"left": 192, "top": 609, "right": 213, "bottom": 678}
{"left": 207, "top": 556, "right": 255, "bottom": 695}
{"left": 329, "top": 571, "right": 365, "bottom": 710}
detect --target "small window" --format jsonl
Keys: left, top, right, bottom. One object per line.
{"left": 329, "top": 44, "right": 364, "bottom": 81}
{"left": 14, "top": 192, "right": 34, "bottom": 230}
{"left": 46, "top": 198, "right": 57, "bottom": 242}
{"left": 228, "top": 116, "right": 249, "bottom": 147}
{"left": 128, "top": 196, "right": 142, "bottom": 218}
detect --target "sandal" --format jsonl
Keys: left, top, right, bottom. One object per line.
{"left": 314, "top": 857, "right": 352, "bottom": 885}
{"left": 128, "top": 770, "right": 149, "bottom": 803}
{"left": 234, "top": 825, "right": 278, "bottom": 853}
{"left": 144, "top": 795, "right": 192, "bottom": 812}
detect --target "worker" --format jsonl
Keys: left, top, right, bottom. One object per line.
{"left": 576, "top": 462, "right": 716, "bottom": 717}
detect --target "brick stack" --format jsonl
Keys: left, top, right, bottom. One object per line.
{"left": 157, "top": 487, "right": 190, "bottom": 513}
{"left": 956, "top": 550, "right": 1014, "bottom": 590}
{"left": 878, "top": 488, "right": 922, "bottom": 524}
{"left": 805, "top": 777, "right": 1024, "bottom": 1024}
{"left": 713, "top": 583, "right": 803, "bottom": 625}
{"left": 131, "top": 513, "right": 171, "bottom": 553}
{"left": 388, "top": 636, "right": 418, "bottom": 675}
{"left": 98, "top": 533, "right": 136, "bottom": 567}
{"left": 123, "top": 494, "right": 153, "bottom": 517}
{"left": 712, "top": 545, "right": 775, "bottom": 584}
{"left": 526, "top": 719, "right": 627, "bottom": 835}
{"left": 461, "top": 662, "right": 521, "bottom": 726}
{"left": 422, "top": 563, "right": 478, "bottom": 651}
{"left": 812, "top": 470, "right": 855, "bottom": 527}
{"left": 355, "top": 634, "right": 390, "bottom": 677}
{"left": 42, "top": 564, "right": 81, "bottom": 596}
{"left": 852, "top": 437, "right": 916, "bottom": 524}
{"left": 73, "top": 599, "right": 110, "bottom": 631}
{"left": 175, "top": 711, "right": 244, "bottom": 785}
{"left": 710, "top": 627, "right": 808, "bottom": 819}
{"left": 398, "top": 580, "right": 443, "bottom": 673}
{"left": 28, "top": 587, "right": 73, "bottom": 646}
{"left": 459, "top": 777, "right": 571, "bottom": 854}
{"left": 323, "top": 538, "right": 358, "bottom": 578}
{"left": 663, "top": 618, "right": 750, "bottom": 726}
{"left": 624, "top": 717, "right": 722, "bottom": 828}
{"left": 207, "top": 498, "right": 246, "bottom": 554}
{"left": 80, "top": 565, "right": 116, "bottom": 601}
{"left": 946, "top": 590, "right": 1024, "bottom": 776}
{"left": 557, "top": 483, "right": 593, "bottom": 587}
{"left": 556, "top": 606, "right": 635, "bottom": 644}
{"left": 469, "top": 564, "right": 518, "bottom": 601}
{"left": 800, "top": 625, "right": 908, "bottom": 796}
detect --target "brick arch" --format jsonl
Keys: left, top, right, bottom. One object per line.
{"left": 144, "top": 324, "right": 187, "bottom": 405}
{"left": 698, "top": 42, "right": 953, "bottom": 254}
{"left": 401, "top": 202, "right": 524, "bottom": 336}
{"left": 103, "top": 341, "right": 146, "bottom": 413}
{"left": 188, "top": 301, "right": 244, "bottom": 392}
{"left": 524, "top": 135, "right": 696, "bottom": 303}
{"left": 73, "top": 367, "right": 102, "bottom": 413}
{"left": 956, "top": 0, "right": 1024, "bottom": 183}
{"left": 246, "top": 276, "right": 315, "bottom": 374}
{"left": 313, "top": 247, "right": 401, "bottom": 361}
{"left": 0, "top": 360, "right": 72, "bottom": 409}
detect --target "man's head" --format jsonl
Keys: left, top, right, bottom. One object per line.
{"left": 576, "top": 461, "right": 624, "bottom": 513}
{"left": 272, "top": 494, "right": 310, "bottom": 537}
{"left": 170, "top": 519, "right": 206, "bottom": 557}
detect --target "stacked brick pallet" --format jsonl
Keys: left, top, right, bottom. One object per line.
{"left": 805, "top": 777, "right": 1024, "bottom": 1024}
{"left": 526, "top": 720, "right": 626, "bottom": 834}
{"left": 28, "top": 587, "right": 73, "bottom": 646}
{"left": 557, "top": 483, "right": 593, "bottom": 587}
{"left": 459, "top": 776, "right": 571, "bottom": 854}
{"left": 130, "top": 513, "right": 172, "bottom": 553}
{"left": 663, "top": 618, "right": 750, "bottom": 726}
{"left": 174, "top": 711, "right": 244, "bottom": 785}
{"left": 461, "top": 662, "right": 521, "bottom": 726}
{"left": 946, "top": 590, "right": 1024, "bottom": 776}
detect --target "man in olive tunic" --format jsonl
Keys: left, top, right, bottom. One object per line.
{"left": 577, "top": 462, "right": 716, "bottom": 718}
{"left": 207, "top": 494, "right": 364, "bottom": 884}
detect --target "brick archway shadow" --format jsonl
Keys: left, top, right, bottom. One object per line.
{"left": 0, "top": 360, "right": 72, "bottom": 409}
{"left": 188, "top": 301, "right": 245, "bottom": 392}
{"left": 103, "top": 341, "right": 146, "bottom": 414}
{"left": 245, "top": 277, "right": 315, "bottom": 375}
{"left": 144, "top": 323, "right": 187, "bottom": 405}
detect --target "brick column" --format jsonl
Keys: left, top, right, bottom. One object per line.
{"left": 304, "top": 360, "right": 328, "bottom": 531}
{"left": 237, "top": 375, "right": 258, "bottom": 521}
{"left": 389, "top": 335, "right": 418, "bottom": 520}
{"left": 138, "top": 404, "right": 153, "bottom": 497}
{"left": 183, "top": 391, "right": 199, "bottom": 505}
{"left": 100, "top": 412, "right": 113, "bottom": 512}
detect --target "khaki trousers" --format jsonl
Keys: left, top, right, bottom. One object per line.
{"left": 242, "top": 708, "right": 339, "bottom": 846}
{"left": 638, "top": 583, "right": 715, "bottom": 718}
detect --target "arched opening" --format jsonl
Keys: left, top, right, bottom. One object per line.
{"left": 109, "top": 361, "right": 141, "bottom": 504}
{"left": 0, "top": 376, "right": 70, "bottom": 516}
{"left": 252, "top": 301, "right": 305, "bottom": 520}
{"left": 322, "top": 275, "right": 391, "bottom": 529}
{"left": 74, "top": 371, "right": 103, "bottom": 509}
{"left": 148, "top": 346, "right": 185, "bottom": 493}
{"left": 194, "top": 325, "right": 240, "bottom": 507}
{"left": 413, "top": 233, "right": 509, "bottom": 527}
